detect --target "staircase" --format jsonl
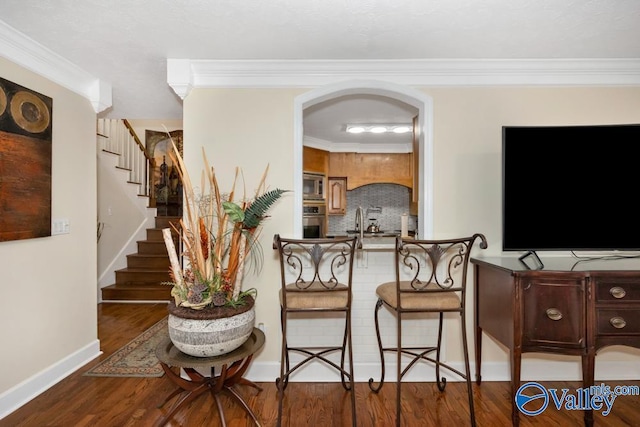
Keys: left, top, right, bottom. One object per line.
{"left": 97, "top": 118, "right": 182, "bottom": 302}
{"left": 101, "top": 216, "right": 180, "bottom": 301}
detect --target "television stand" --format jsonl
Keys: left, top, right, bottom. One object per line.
{"left": 472, "top": 256, "right": 640, "bottom": 427}
{"left": 518, "top": 250, "right": 544, "bottom": 269}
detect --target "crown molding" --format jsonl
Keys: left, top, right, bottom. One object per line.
{"left": 0, "top": 20, "right": 111, "bottom": 113}
{"left": 166, "top": 58, "right": 193, "bottom": 100}
{"left": 168, "top": 58, "right": 640, "bottom": 98}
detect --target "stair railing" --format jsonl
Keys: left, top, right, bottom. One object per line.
{"left": 97, "top": 119, "right": 151, "bottom": 197}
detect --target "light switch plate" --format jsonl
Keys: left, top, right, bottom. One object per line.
{"left": 52, "top": 218, "right": 70, "bottom": 235}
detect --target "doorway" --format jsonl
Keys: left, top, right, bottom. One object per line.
{"left": 293, "top": 80, "right": 433, "bottom": 239}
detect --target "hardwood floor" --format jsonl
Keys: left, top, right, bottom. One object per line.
{"left": 1, "top": 303, "right": 639, "bottom": 426}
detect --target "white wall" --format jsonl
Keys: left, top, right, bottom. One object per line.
{"left": 0, "top": 57, "right": 98, "bottom": 412}
{"left": 184, "top": 84, "right": 640, "bottom": 382}
{"left": 96, "top": 149, "right": 152, "bottom": 288}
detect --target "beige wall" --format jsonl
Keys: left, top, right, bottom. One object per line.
{"left": 429, "top": 86, "right": 640, "bottom": 253}
{"left": 0, "top": 58, "right": 98, "bottom": 396}
{"left": 184, "top": 84, "right": 640, "bottom": 366}
{"left": 184, "top": 89, "right": 300, "bottom": 362}
{"left": 427, "top": 86, "right": 640, "bottom": 363}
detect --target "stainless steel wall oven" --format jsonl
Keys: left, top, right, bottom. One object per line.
{"left": 302, "top": 204, "right": 326, "bottom": 238}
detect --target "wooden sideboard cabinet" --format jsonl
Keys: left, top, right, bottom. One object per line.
{"left": 472, "top": 256, "right": 640, "bottom": 427}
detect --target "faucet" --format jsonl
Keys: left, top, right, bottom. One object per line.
{"left": 355, "top": 206, "right": 364, "bottom": 249}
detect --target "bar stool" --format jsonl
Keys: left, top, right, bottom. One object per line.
{"left": 273, "top": 234, "right": 358, "bottom": 427}
{"left": 368, "top": 234, "right": 487, "bottom": 426}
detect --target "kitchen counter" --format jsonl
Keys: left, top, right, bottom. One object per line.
{"left": 325, "top": 230, "right": 416, "bottom": 250}
{"left": 326, "top": 230, "right": 416, "bottom": 238}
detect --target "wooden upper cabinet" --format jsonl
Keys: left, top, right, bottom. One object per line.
{"left": 329, "top": 152, "right": 412, "bottom": 190}
{"left": 303, "top": 146, "right": 329, "bottom": 174}
{"left": 327, "top": 177, "right": 347, "bottom": 215}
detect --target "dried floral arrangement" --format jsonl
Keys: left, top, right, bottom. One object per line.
{"left": 163, "top": 141, "right": 286, "bottom": 310}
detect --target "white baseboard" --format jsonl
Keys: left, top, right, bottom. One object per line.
{"left": 245, "top": 360, "right": 640, "bottom": 383}
{"left": 0, "top": 340, "right": 101, "bottom": 420}
{"left": 477, "top": 359, "right": 640, "bottom": 382}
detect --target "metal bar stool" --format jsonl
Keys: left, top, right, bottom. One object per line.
{"left": 368, "top": 234, "right": 487, "bottom": 426}
{"left": 273, "top": 234, "right": 358, "bottom": 426}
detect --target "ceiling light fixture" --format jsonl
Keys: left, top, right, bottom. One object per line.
{"left": 392, "top": 125, "right": 412, "bottom": 134}
{"left": 346, "top": 124, "right": 412, "bottom": 134}
{"left": 346, "top": 126, "right": 366, "bottom": 134}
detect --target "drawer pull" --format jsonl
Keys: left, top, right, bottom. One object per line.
{"left": 610, "top": 317, "right": 627, "bottom": 329}
{"left": 609, "top": 287, "right": 626, "bottom": 299}
{"left": 546, "top": 308, "right": 563, "bottom": 321}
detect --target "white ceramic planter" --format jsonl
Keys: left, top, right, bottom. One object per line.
{"left": 167, "top": 298, "right": 256, "bottom": 357}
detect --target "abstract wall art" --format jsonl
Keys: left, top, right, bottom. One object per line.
{"left": 0, "top": 77, "right": 52, "bottom": 242}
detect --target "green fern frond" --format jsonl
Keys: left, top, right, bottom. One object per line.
{"left": 243, "top": 188, "right": 287, "bottom": 229}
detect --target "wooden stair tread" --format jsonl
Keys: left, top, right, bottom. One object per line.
{"left": 115, "top": 267, "right": 170, "bottom": 273}
{"left": 127, "top": 253, "right": 168, "bottom": 258}
{"left": 101, "top": 283, "right": 171, "bottom": 301}
{"left": 101, "top": 214, "right": 181, "bottom": 302}
{"left": 103, "top": 283, "right": 170, "bottom": 288}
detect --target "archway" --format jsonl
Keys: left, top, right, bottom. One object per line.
{"left": 293, "top": 80, "right": 433, "bottom": 238}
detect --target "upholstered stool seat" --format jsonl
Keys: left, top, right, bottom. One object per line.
{"left": 375, "top": 281, "right": 461, "bottom": 310}
{"left": 279, "top": 283, "right": 350, "bottom": 309}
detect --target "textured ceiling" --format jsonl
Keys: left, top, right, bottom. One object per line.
{"left": 1, "top": 0, "right": 639, "bottom": 143}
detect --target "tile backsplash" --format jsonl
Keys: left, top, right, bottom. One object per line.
{"left": 328, "top": 183, "right": 417, "bottom": 234}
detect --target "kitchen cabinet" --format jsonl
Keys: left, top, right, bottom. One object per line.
{"left": 329, "top": 152, "right": 412, "bottom": 190}
{"left": 327, "top": 177, "right": 347, "bottom": 215}
{"left": 303, "top": 146, "right": 328, "bottom": 175}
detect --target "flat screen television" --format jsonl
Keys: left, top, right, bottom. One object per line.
{"left": 502, "top": 123, "right": 640, "bottom": 252}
